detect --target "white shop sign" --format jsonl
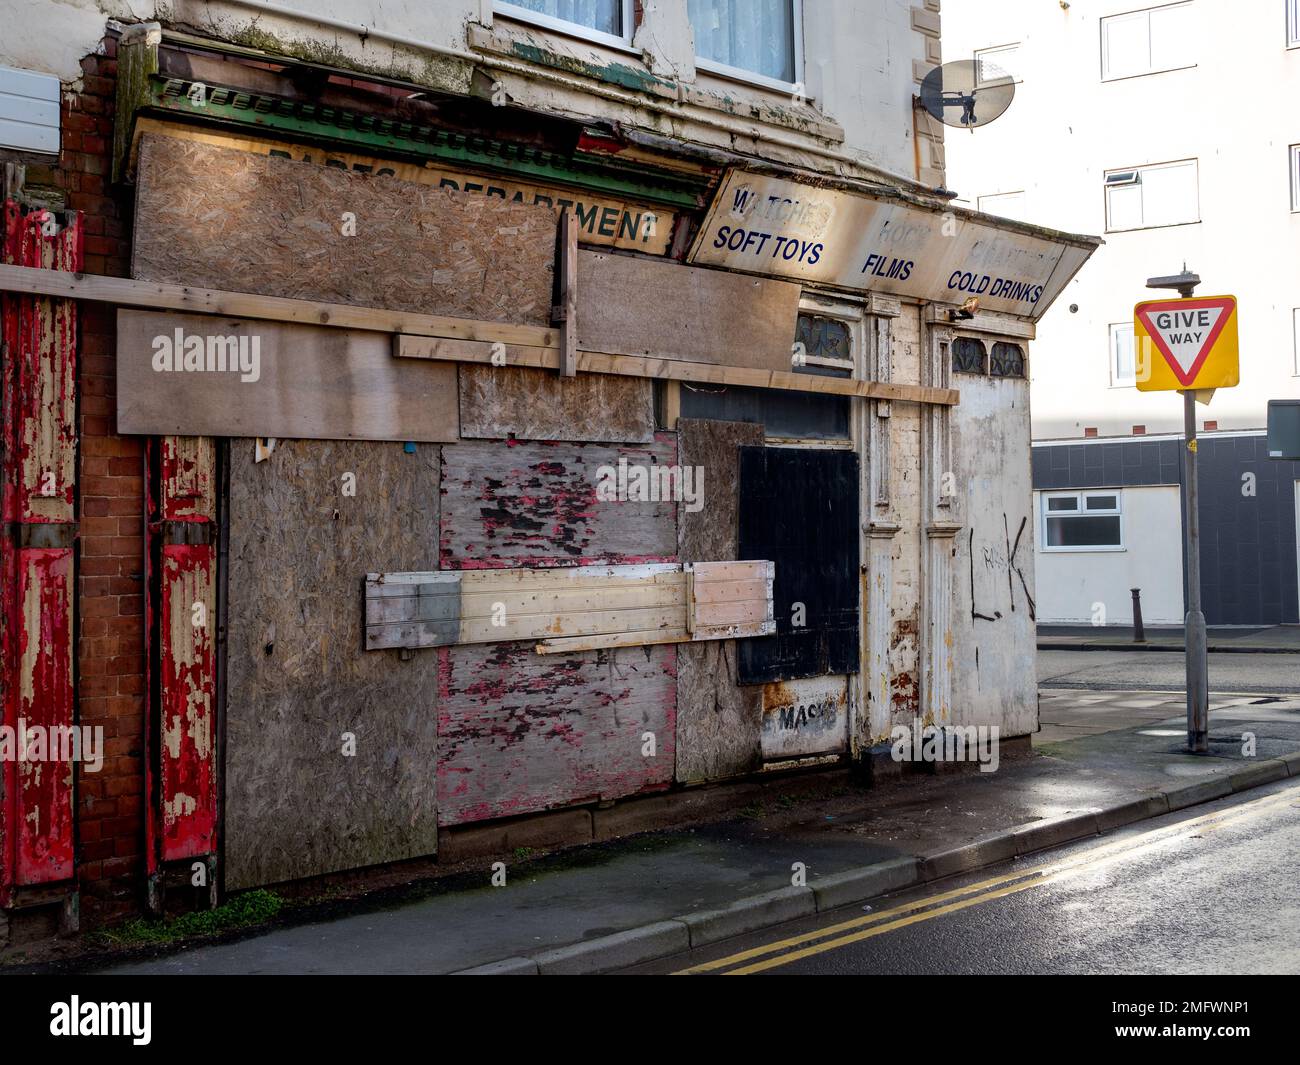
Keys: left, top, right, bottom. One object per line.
{"left": 688, "top": 170, "right": 1095, "bottom": 321}
{"left": 760, "top": 674, "right": 850, "bottom": 760}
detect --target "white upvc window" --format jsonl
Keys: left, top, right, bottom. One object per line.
{"left": 1289, "top": 0, "right": 1300, "bottom": 48}
{"left": 1042, "top": 491, "right": 1125, "bottom": 551}
{"left": 1101, "top": 2, "right": 1195, "bottom": 80}
{"left": 1104, "top": 159, "right": 1199, "bottom": 231}
{"left": 1109, "top": 322, "right": 1138, "bottom": 387}
{"left": 496, "top": 0, "right": 635, "bottom": 49}
{"left": 975, "top": 43, "right": 1022, "bottom": 84}
{"left": 1293, "top": 308, "right": 1300, "bottom": 376}
{"left": 1291, "top": 144, "right": 1300, "bottom": 211}
{"left": 688, "top": 0, "right": 804, "bottom": 91}
{"left": 0, "top": 64, "right": 60, "bottom": 154}
{"left": 978, "top": 190, "right": 1028, "bottom": 222}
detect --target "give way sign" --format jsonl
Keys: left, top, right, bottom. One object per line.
{"left": 1133, "top": 295, "right": 1239, "bottom": 391}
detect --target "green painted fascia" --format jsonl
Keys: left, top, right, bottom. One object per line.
{"left": 144, "top": 76, "right": 708, "bottom": 208}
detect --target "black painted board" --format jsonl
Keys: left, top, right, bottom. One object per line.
{"left": 737, "top": 446, "right": 860, "bottom": 683}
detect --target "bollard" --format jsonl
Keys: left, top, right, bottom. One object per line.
{"left": 1130, "top": 588, "right": 1146, "bottom": 643}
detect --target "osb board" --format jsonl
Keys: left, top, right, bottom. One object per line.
{"left": 116, "top": 310, "right": 459, "bottom": 441}
{"left": 437, "top": 641, "right": 676, "bottom": 825}
{"left": 458, "top": 365, "right": 653, "bottom": 443}
{"left": 224, "top": 438, "right": 441, "bottom": 889}
{"left": 132, "top": 134, "right": 554, "bottom": 327}
{"left": 439, "top": 435, "right": 677, "bottom": 567}
{"left": 674, "top": 418, "right": 764, "bottom": 783}
{"left": 577, "top": 251, "right": 801, "bottom": 370}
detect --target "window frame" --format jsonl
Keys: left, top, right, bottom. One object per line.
{"left": 1289, "top": 0, "right": 1300, "bottom": 48}
{"left": 1100, "top": 2, "right": 1196, "bottom": 82}
{"left": 1104, "top": 158, "right": 1200, "bottom": 232}
{"left": 1041, "top": 490, "right": 1126, "bottom": 553}
{"left": 974, "top": 42, "right": 1023, "bottom": 84}
{"left": 495, "top": 0, "right": 636, "bottom": 51}
{"left": 691, "top": 0, "right": 806, "bottom": 94}
{"left": 1109, "top": 322, "right": 1138, "bottom": 388}
{"left": 1291, "top": 144, "right": 1300, "bottom": 212}
{"left": 1293, "top": 308, "right": 1300, "bottom": 376}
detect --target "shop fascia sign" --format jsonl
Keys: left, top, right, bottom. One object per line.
{"left": 688, "top": 170, "right": 1096, "bottom": 320}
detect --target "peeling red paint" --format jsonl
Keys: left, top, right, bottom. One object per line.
{"left": 1, "top": 203, "right": 81, "bottom": 900}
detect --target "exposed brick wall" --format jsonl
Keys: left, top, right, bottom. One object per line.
{"left": 62, "top": 34, "right": 146, "bottom": 927}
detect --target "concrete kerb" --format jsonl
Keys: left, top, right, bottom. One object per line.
{"left": 453, "top": 759, "right": 1300, "bottom": 975}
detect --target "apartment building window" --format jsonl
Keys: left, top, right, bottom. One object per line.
{"left": 0, "top": 64, "right": 59, "bottom": 154}
{"left": 975, "top": 43, "right": 1022, "bottom": 83}
{"left": 496, "top": 1, "right": 633, "bottom": 47}
{"left": 1291, "top": 144, "right": 1300, "bottom": 211}
{"left": 1293, "top": 308, "right": 1300, "bottom": 375}
{"left": 1042, "top": 491, "right": 1124, "bottom": 550}
{"left": 978, "top": 190, "right": 1028, "bottom": 222}
{"left": 1104, "top": 159, "right": 1199, "bottom": 230}
{"left": 1109, "top": 323, "right": 1137, "bottom": 386}
{"left": 1290, "top": 0, "right": 1300, "bottom": 47}
{"left": 689, "top": 0, "right": 802, "bottom": 88}
{"left": 1101, "top": 2, "right": 1195, "bottom": 80}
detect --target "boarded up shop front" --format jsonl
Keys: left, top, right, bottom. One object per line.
{"left": 105, "top": 115, "right": 1095, "bottom": 891}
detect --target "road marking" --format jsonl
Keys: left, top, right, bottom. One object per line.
{"left": 676, "top": 782, "right": 1300, "bottom": 975}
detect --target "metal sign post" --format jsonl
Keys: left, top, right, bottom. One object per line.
{"left": 1143, "top": 269, "right": 1209, "bottom": 752}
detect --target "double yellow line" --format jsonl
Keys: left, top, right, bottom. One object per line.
{"left": 677, "top": 783, "right": 1300, "bottom": 975}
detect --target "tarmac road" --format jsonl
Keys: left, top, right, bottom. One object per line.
{"left": 1038, "top": 649, "right": 1300, "bottom": 694}
{"left": 625, "top": 780, "right": 1300, "bottom": 975}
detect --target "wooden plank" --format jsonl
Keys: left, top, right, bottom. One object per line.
{"left": 460, "top": 604, "right": 682, "bottom": 644}
{"left": 397, "top": 335, "right": 959, "bottom": 406}
{"left": 556, "top": 211, "right": 578, "bottom": 378}
{"left": 459, "top": 582, "right": 686, "bottom": 616}
{"left": 535, "top": 629, "right": 691, "bottom": 654}
{"left": 440, "top": 438, "right": 678, "bottom": 567}
{"left": 0, "top": 261, "right": 958, "bottom": 406}
{"left": 224, "top": 439, "right": 441, "bottom": 889}
{"left": 438, "top": 642, "right": 675, "bottom": 825}
{"left": 117, "top": 310, "right": 461, "bottom": 441}
{"left": 0, "top": 262, "right": 556, "bottom": 346}
{"left": 132, "top": 134, "right": 555, "bottom": 329}
{"left": 675, "top": 418, "right": 766, "bottom": 785}
{"left": 688, "top": 560, "right": 775, "bottom": 638}
{"left": 458, "top": 364, "right": 654, "bottom": 444}
{"left": 460, "top": 563, "right": 681, "bottom": 589}
{"left": 577, "top": 251, "right": 801, "bottom": 372}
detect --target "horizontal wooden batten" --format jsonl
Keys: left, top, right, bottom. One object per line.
{"left": 0, "top": 263, "right": 555, "bottom": 346}
{"left": 365, "top": 562, "right": 777, "bottom": 652}
{"left": 396, "top": 336, "right": 959, "bottom": 406}
{"left": 0, "top": 265, "right": 960, "bottom": 408}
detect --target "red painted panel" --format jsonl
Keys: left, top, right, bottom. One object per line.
{"left": 158, "top": 543, "right": 217, "bottom": 861}
{"left": 10, "top": 549, "right": 75, "bottom": 882}
{"left": 1, "top": 203, "right": 81, "bottom": 900}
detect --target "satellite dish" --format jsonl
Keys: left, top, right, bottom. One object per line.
{"left": 919, "top": 59, "right": 1015, "bottom": 129}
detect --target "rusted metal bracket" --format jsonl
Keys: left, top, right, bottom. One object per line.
{"left": 6, "top": 522, "right": 76, "bottom": 549}
{"left": 160, "top": 520, "right": 212, "bottom": 546}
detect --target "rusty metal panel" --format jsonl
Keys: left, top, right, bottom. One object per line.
{"left": 437, "top": 641, "right": 676, "bottom": 825}
{"left": 760, "top": 675, "right": 849, "bottom": 760}
{"left": 439, "top": 435, "right": 678, "bottom": 568}
{"left": 364, "top": 572, "right": 461, "bottom": 650}
{"left": 1, "top": 203, "right": 80, "bottom": 900}
{"left": 157, "top": 543, "right": 217, "bottom": 861}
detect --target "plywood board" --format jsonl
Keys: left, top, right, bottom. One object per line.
{"left": 437, "top": 641, "right": 675, "bottom": 825}
{"left": 674, "top": 418, "right": 765, "bottom": 784}
{"left": 224, "top": 439, "right": 441, "bottom": 889}
{"left": 457, "top": 365, "right": 654, "bottom": 443}
{"left": 132, "top": 133, "right": 554, "bottom": 328}
{"left": 577, "top": 251, "right": 801, "bottom": 371}
{"left": 687, "top": 560, "right": 775, "bottom": 639}
{"left": 116, "top": 309, "right": 459, "bottom": 441}
{"left": 439, "top": 436, "right": 678, "bottom": 567}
